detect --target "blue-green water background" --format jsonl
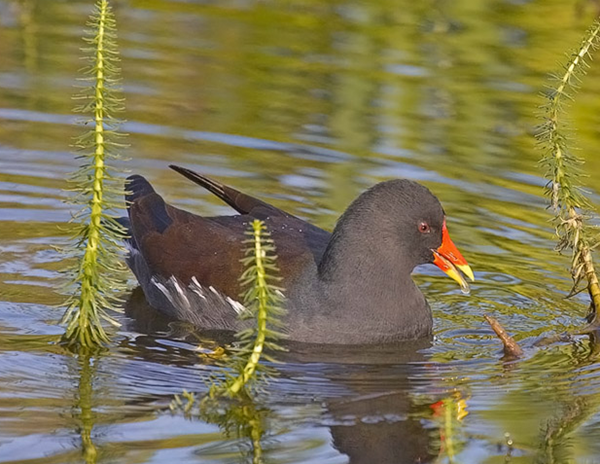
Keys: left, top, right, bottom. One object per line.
{"left": 2, "top": 0, "right": 600, "bottom": 462}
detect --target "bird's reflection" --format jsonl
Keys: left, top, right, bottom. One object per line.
{"left": 122, "top": 287, "right": 442, "bottom": 463}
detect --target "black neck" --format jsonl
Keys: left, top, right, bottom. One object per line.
{"left": 314, "top": 224, "right": 432, "bottom": 342}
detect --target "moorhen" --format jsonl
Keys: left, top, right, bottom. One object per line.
{"left": 121, "top": 165, "right": 474, "bottom": 345}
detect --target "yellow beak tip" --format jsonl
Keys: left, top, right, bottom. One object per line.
{"left": 458, "top": 264, "right": 475, "bottom": 282}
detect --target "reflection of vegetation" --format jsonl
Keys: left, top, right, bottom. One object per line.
{"left": 203, "top": 395, "right": 269, "bottom": 464}
{"left": 483, "top": 337, "right": 600, "bottom": 462}
{"left": 430, "top": 392, "right": 468, "bottom": 463}
{"left": 60, "top": 0, "right": 128, "bottom": 347}
{"left": 537, "top": 19, "right": 600, "bottom": 326}
{"left": 73, "top": 348, "right": 100, "bottom": 464}
{"left": 18, "top": 0, "right": 38, "bottom": 77}
{"left": 529, "top": 341, "right": 600, "bottom": 463}
{"left": 536, "top": 335, "right": 600, "bottom": 462}
{"left": 175, "top": 389, "right": 270, "bottom": 464}
{"left": 536, "top": 396, "right": 588, "bottom": 464}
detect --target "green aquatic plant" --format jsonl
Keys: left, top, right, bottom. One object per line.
{"left": 537, "top": 18, "right": 600, "bottom": 327}
{"left": 170, "top": 219, "right": 287, "bottom": 402}
{"left": 60, "top": 0, "right": 128, "bottom": 347}
{"left": 210, "top": 219, "right": 287, "bottom": 397}
{"left": 171, "top": 220, "right": 286, "bottom": 462}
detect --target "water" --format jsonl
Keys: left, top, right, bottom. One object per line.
{"left": 1, "top": 0, "right": 600, "bottom": 462}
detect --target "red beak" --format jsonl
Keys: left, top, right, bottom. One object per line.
{"left": 432, "top": 220, "right": 474, "bottom": 293}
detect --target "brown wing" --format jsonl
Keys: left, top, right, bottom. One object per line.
{"left": 126, "top": 174, "right": 330, "bottom": 299}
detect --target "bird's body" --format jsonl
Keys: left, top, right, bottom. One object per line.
{"left": 122, "top": 166, "right": 473, "bottom": 345}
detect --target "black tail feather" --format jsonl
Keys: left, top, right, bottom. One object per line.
{"left": 169, "top": 165, "right": 226, "bottom": 199}
{"left": 126, "top": 175, "right": 156, "bottom": 205}
{"left": 169, "top": 164, "right": 288, "bottom": 218}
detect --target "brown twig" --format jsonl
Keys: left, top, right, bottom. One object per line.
{"left": 484, "top": 315, "right": 524, "bottom": 359}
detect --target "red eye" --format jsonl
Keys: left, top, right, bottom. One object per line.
{"left": 419, "top": 222, "right": 430, "bottom": 233}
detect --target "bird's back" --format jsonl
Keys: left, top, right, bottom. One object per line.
{"left": 123, "top": 173, "right": 330, "bottom": 331}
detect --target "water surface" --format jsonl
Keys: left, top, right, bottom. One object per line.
{"left": 2, "top": 0, "right": 600, "bottom": 462}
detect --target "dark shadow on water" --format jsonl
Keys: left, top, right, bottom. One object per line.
{"left": 325, "top": 391, "right": 436, "bottom": 463}
{"left": 122, "top": 287, "right": 441, "bottom": 463}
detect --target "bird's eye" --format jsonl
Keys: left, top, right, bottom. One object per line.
{"left": 419, "top": 222, "right": 430, "bottom": 233}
